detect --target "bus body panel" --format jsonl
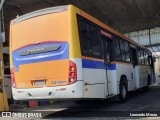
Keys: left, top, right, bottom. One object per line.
{"left": 12, "top": 58, "right": 84, "bottom": 100}
{"left": 11, "top": 11, "right": 69, "bottom": 51}
{"left": 12, "top": 81, "right": 83, "bottom": 100}
{"left": 10, "top": 5, "right": 154, "bottom": 101}
{"left": 10, "top": 5, "right": 84, "bottom": 100}
{"left": 138, "top": 65, "right": 151, "bottom": 88}
{"left": 82, "top": 58, "right": 118, "bottom": 98}
{"left": 107, "top": 70, "right": 117, "bottom": 95}
{"left": 12, "top": 41, "right": 70, "bottom": 88}
{"left": 84, "top": 84, "right": 105, "bottom": 98}
{"left": 69, "top": 5, "right": 81, "bottom": 58}
{"left": 14, "top": 60, "right": 69, "bottom": 88}
{"left": 83, "top": 68, "right": 105, "bottom": 98}
{"left": 116, "top": 63, "right": 133, "bottom": 92}
{"left": 134, "top": 66, "right": 140, "bottom": 89}
{"left": 70, "top": 58, "right": 83, "bottom": 81}
{"left": 10, "top": 8, "right": 71, "bottom": 88}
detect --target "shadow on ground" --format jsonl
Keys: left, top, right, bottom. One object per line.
{"left": 44, "top": 88, "right": 157, "bottom": 118}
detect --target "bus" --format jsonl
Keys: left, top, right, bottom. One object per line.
{"left": 10, "top": 5, "right": 155, "bottom": 102}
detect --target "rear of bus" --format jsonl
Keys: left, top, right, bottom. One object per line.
{"left": 10, "top": 5, "right": 83, "bottom": 100}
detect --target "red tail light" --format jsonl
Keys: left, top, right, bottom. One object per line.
{"left": 10, "top": 67, "right": 16, "bottom": 88}
{"left": 68, "top": 60, "right": 77, "bottom": 84}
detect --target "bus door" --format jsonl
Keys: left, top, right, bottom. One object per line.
{"left": 130, "top": 47, "right": 138, "bottom": 89}
{"left": 102, "top": 36, "right": 112, "bottom": 95}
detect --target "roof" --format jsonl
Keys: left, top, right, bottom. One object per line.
{"left": 4, "top": 0, "right": 160, "bottom": 47}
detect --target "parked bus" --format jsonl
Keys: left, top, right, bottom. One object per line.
{"left": 10, "top": 5, "right": 155, "bottom": 102}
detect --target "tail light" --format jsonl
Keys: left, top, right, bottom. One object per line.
{"left": 68, "top": 60, "right": 77, "bottom": 84}
{"left": 11, "top": 67, "right": 16, "bottom": 88}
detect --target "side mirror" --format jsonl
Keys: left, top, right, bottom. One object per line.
{"left": 158, "top": 75, "right": 160, "bottom": 77}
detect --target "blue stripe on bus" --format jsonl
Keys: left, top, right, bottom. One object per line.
{"left": 82, "top": 59, "right": 116, "bottom": 70}
{"left": 107, "top": 64, "right": 116, "bottom": 70}
{"left": 12, "top": 42, "right": 116, "bottom": 71}
{"left": 12, "top": 42, "right": 69, "bottom": 68}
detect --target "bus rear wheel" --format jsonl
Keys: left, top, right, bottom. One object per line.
{"left": 119, "top": 82, "right": 127, "bottom": 102}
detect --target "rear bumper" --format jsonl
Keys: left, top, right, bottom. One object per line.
{"left": 12, "top": 81, "right": 83, "bottom": 100}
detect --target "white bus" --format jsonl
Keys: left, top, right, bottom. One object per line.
{"left": 10, "top": 5, "right": 155, "bottom": 102}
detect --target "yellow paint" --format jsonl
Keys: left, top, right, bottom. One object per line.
{"left": 68, "top": 4, "right": 146, "bottom": 59}
{"left": 0, "top": 24, "right": 10, "bottom": 111}
{"left": 9, "top": 24, "right": 13, "bottom": 67}
{"left": 69, "top": 5, "right": 81, "bottom": 58}
{"left": 0, "top": 63, "right": 9, "bottom": 111}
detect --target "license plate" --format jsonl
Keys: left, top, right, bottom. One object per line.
{"left": 34, "top": 80, "right": 45, "bottom": 86}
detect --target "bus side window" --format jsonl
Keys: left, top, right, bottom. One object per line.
{"left": 148, "top": 55, "right": 152, "bottom": 67}
{"left": 140, "top": 50, "right": 144, "bottom": 64}
{"left": 78, "top": 17, "right": 101, "bottom": 58}
{"left": 102, "top": 37, "right": 111, "bottom": 62}
{"left": 145, "top": 52, "right": 149, "bottom": 65}
{"left": 115, "top": 39, "right": 121, "bottom": 61}
{"left": 138, "top": 50, "right": 141, "bottom": 64}
{"left": 124, "top": 41, "right": 130, "bottom": 62}
{"left": 119, "top": 40, "right": 126, "bottom": 61}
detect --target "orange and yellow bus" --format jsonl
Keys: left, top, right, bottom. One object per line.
{"left": 10, "top": 5, "right": 154, "bottom": 101}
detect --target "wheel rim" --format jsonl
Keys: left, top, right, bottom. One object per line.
{"left": 122, "top": 85, "right": 126, "bottom": 98}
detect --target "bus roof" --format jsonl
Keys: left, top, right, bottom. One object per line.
{"left": 11, "top": 4, "right": 149, "bottom": 52}
{"left": 72, "top": 5, "right": 149, "bottom": 51}
{"left": 11, "top": 5, "right": 68, "bottom": 24}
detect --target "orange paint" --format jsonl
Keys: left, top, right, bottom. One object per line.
{"left": 14, "top": 60, "right": 69, "bottom": 88}
{"left": 82, "top": 56, "right": 104, "bottom": 62}
{"left": 111, "top": 61, "right": 132, "bottom": 65}
{"left": 11, "top": 11, "right": 69, "bottom": 51}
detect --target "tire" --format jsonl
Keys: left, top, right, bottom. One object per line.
{"left": 119, "top": 82, "right": 127, "bottom": 102}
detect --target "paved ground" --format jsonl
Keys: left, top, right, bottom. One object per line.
{"left": 1, "top": 86, "right": 160, "bottom": 119}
